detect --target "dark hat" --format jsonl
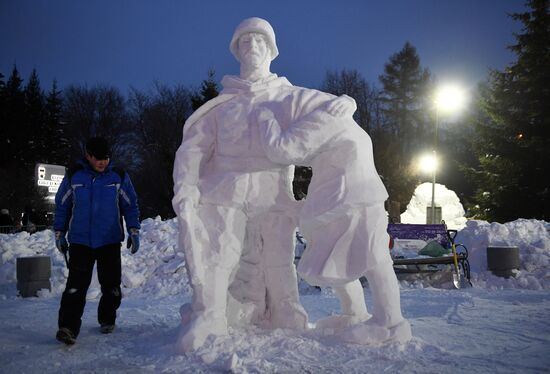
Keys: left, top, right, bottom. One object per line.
{"left": 85, "top": 137, "right": 111, "bottom": 159}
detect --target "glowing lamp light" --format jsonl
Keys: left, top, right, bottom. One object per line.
{"left": 419, "top": 153, "right": 437, "bottom": 173}
{"left": 435, "top": 84, "right": 466, "bottom": 113}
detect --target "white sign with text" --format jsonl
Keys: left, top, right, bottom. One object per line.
{"left": 35, "top": 163, "right": 66, "bottom": 195}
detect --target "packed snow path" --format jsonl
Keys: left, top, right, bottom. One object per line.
{"left": 1, "top": 288, "right": 549, "bottom": 373}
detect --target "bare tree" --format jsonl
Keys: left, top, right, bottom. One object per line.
{"left": 321, "top": 69, "right": 383, "bottom": 134}
{"left": 61, "top": 84, "right": 137, "bottom": 172}
{"left": 128, "top": 82, "right": 193, "bottom": 219}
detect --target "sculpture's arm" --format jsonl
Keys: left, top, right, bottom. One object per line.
{"left": 172, "top": 115, "right": 214, "bottom": 214}
{"left": 257, "top": 95, "right": 357, "bottom": 165}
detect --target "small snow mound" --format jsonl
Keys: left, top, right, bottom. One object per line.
{"left": 401, "top": 182, "right": 467, "bottom": 229}
{"left": 457, "top": 219, "right": 550, "bottom": 289}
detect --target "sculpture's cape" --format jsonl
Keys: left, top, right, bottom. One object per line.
{"left": 182, "top": 93, "right": 236, "bottom": 136}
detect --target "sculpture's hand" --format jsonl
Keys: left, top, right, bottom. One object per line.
{"left": 179, "top": 198, "right": 196, "bottom": 216}
{"left": 326, "top": 94, "right": 357, "bottom": 117}
{"left": 256, "top": 107, "right": 277, "bottom": 125}
{"left": 172, "top": 185, "right": 200, "bottom": 216}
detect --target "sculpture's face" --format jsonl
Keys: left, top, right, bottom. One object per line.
{"left": 237, "top": 32, "right": 269, "bottom": 68}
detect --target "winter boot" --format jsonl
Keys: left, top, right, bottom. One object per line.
{"left": 100, "top": 323, "right": 115, "bottom": 334}
{"left": 56, "top": 327, "right": 76, "bottom": 345}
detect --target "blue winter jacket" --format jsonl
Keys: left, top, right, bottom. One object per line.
{"left": 54, "top": 159, "right": 141, "bottom": 249}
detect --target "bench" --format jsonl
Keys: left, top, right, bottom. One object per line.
{"left": 387, "top": 223, "right": 471, "bottom": 284}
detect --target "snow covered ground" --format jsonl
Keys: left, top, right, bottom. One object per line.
{"left": 1, "top": 217, "right": 550, "bottom": 373}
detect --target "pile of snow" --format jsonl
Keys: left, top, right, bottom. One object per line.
{"left": 1, "top": 215, "right": 549, "bottom": 298}
{"left": 0, "top": 216, "right": 192, "bottom": 299}
{"left": 457, "top": 219, "right": 550, "bottom": 290}
{"left": 401, "top": 182, "right": 467, "bottom": 229}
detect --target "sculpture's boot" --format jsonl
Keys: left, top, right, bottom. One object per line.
{"left": 342, "top": 264, "right": 411, "bottom": 345}
{"left": 227, "top": 259, "right": 267, "bottom": 327}
{"left": 316, "top": 280, "right": 371, "bottom": 330}
{"left": 265, "top": 266, "right": 308, "bottom": 329}
{"left": 227, "top": 224, "right": 268, "bottom": 327}
{"left": 176, "top": 267, "right": 231, "bottom": 352}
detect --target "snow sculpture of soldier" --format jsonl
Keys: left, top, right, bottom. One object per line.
{"left": 172, "top": 17, "right": 349, "bottom": 351}
{"left": 173, "top": 16, "right": 411, "bottom": 351}
{"left": 256, "top": 99, "right": 412, "bottom": 345}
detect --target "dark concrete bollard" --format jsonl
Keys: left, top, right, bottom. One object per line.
{"left": 16, "top": 256, "right": 51, "bottom": 297}
{"left": 486, "top": 246, "right": 520, "bottom": 278}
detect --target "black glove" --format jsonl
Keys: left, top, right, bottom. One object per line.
{"left": 126, "top": 228, "right": 140, "bottom": 254}
{"left": 55, "top": 231, "right": 69, "bottom": 254}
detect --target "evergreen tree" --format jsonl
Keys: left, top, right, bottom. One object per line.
{"left": 44, "top": 79, "right": 70, "bottom": 165}
{"left": 0, "top": 67, "right": 49, "bottom": 220}
{"left": 379, "top": 42, "right": 432, "bottom": 155}
{"left": 0, "top": 71, "right": 9, "bottom": 213}
{"left": 190, "top": 69, "right": 219, "bottom": 111}
{"left": 378, "top": 42, "right": 432, "bottom": 211}
{"left": 0, "top": 71, "right": 6, "bottom": 163}
{"left": 2, "top": 66, "right": 25, "bottom": 167}
{"left": 24, "top": 69, "right": 46, "bottom": 166}
{"left": 468, "top": 0, "right": 550, "bottom": 222}
{"left": 0, "top": 72, "right": 5, "bottom": 94}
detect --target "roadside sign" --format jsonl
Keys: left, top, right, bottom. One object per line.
{"left": 35, "top": 163, "right": 66, "bottom": 196}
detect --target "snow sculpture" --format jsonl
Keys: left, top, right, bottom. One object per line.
{"left": 257, "top": 96, "right": 412, "bottom": 344}
{"left": 173, "top": 17, "right": 411, "bottom": 351}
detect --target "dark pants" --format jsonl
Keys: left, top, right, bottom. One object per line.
{"left": 58, "top": 243, "right": 122, "bottom": 336}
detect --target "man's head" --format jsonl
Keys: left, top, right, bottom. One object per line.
{"left": 85, "top": 137, "right": 111, "bottom": 173}
{"left": 230, "top": 17, "right": 278, "bottom": 63}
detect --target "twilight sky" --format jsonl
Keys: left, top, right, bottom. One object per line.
{"left": 1, "top": 0, "right": 526, "bottom": 94}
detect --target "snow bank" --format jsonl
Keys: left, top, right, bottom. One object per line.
{"left": 457, "top": 219, "right": 550, "bottom": 290}
{"left": 1, "top": 216, "right": 549, "bottom": 299}
{"left": 0, "top": 216, "right": 192, "bottom": 299}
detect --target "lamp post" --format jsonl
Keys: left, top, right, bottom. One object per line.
{"left": 430, "top": 107, "right": 438, "bottom": 224}
{"left": 430, "top": 84, "right": 466, "bottom": 224}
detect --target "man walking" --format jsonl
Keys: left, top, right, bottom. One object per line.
{"left": 54, "top": 136, "right": 140, "bottom": 345}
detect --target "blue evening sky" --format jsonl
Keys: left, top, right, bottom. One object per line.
{"left": 1, "top": 1, "right": 525, "bottom": 94}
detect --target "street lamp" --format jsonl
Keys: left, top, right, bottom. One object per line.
{"left": 419, "top": 153, "right": 437, "bottom": 174}
{"left": 429, "top": 84, "right": 466, "bottom": 223}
